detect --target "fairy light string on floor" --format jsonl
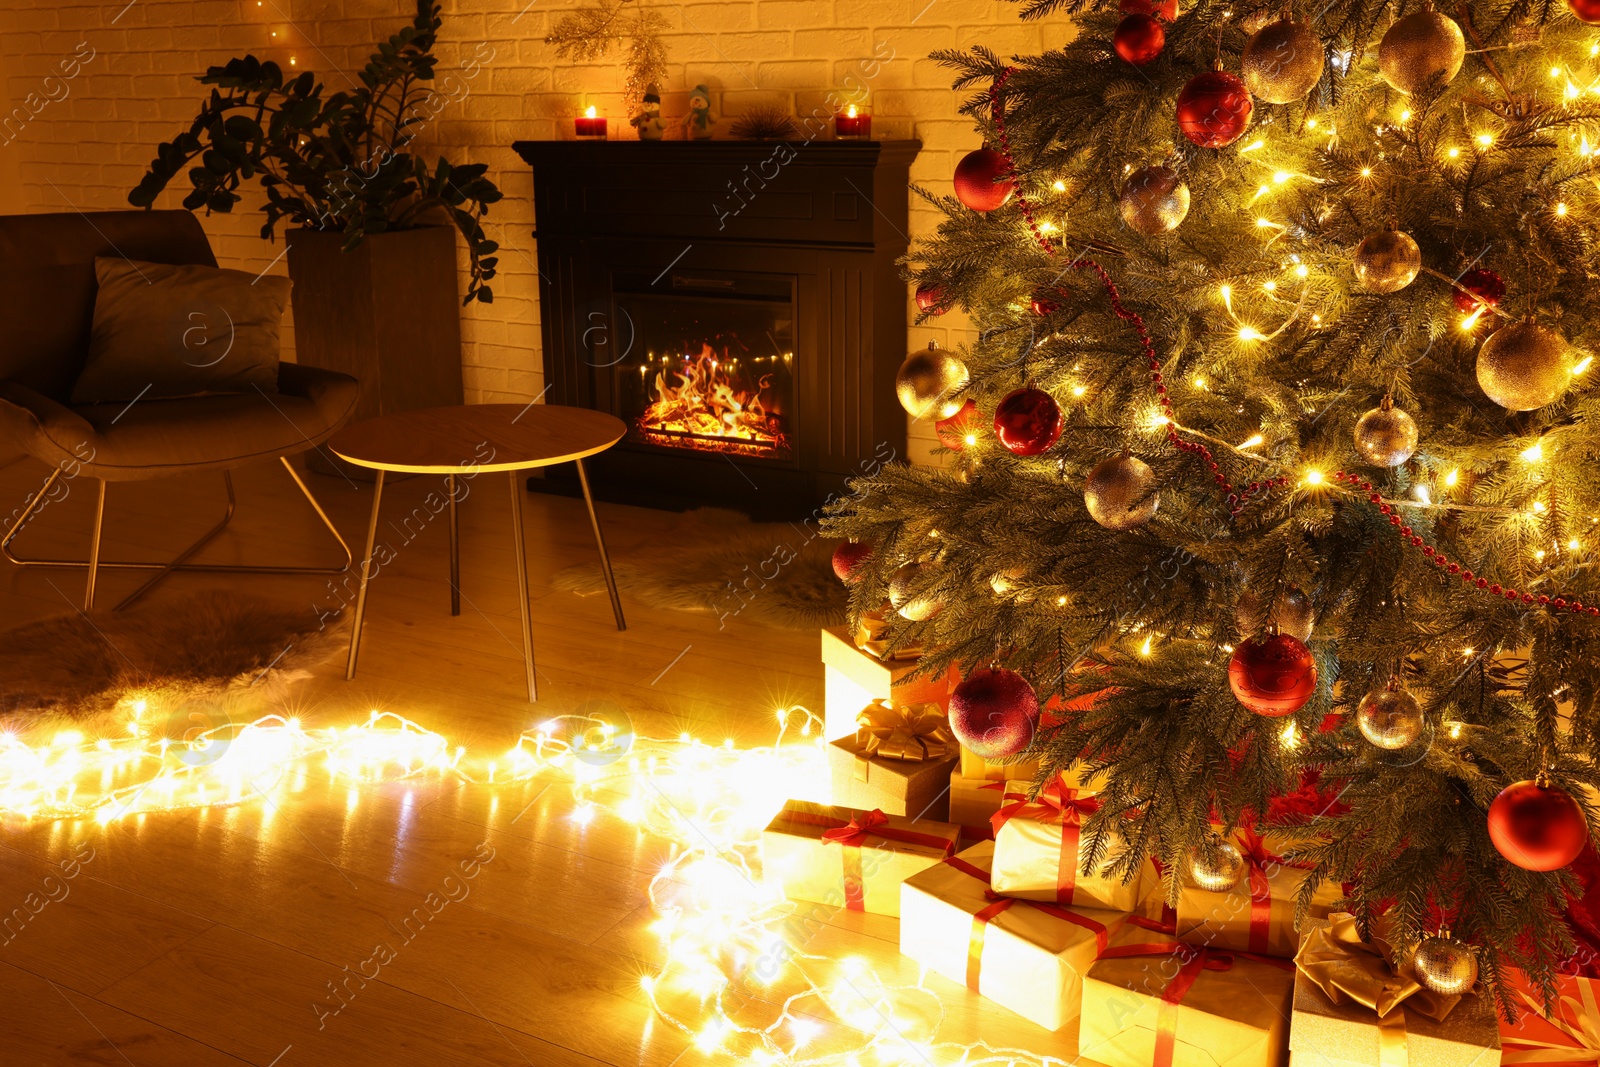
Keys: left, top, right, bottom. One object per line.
{"left": 0, "top": 698, "right": 1068, "bottom": 1066}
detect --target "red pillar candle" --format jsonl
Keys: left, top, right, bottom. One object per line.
{"left": 835, "top": 104, "right": 871, "bottom": 139}
{"left": 575, "top": 106, "right": 607, "bottom": 139}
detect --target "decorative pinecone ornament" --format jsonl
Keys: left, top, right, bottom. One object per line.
{"left": 1476, "top": 319, "right": 1570, "bottom": 411}
{"left": 896, "top": 340, "right": 969, "bottom": 419}
{"left": 1412, "top": 933, "right": 1479, "bottom": 996}
{"left": 1186, "top": 837, "right": 1247, "bottom": 892}
{"left": 953, "top": 148, "right": 1016, "bottom": 212}
{"left": 1176, "top": 68, "right": 1253, "bottom": 148}
{"left": 1353, "top": 227, "right": 1421, "bottom": 293}
{"left": 1356, "top": 686, "right": 1425, "bottom": 749}
{"left": 1114, "top": 13, "right": 1166, "bottom": 66}
{"left": 1378, "top": 6, "right": 1466, "bottom": 94}
{"left": 888, "top": 561, "right": 944, "bottom": 621}
{"left": 1236, "top": 586, "right": 1315, "bottom": 642}
{"left": 1085, "top": 453, "right": 1160, "bottom": 530}
{"left": 1353, "top": 396, "right": 1419, "bottom": 467}
{"left": 1241, "top": 18, "right": 1326, "bottom": 103}
{"left": 1119, "top": 165, "right": 1191, "bottom": 235}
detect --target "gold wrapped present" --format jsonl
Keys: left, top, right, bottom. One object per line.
{"left": 854, "top": 606, "right": 922, "bottom": 661}
{"left": 1176, "top": 828, "right": 1340, "bottom": 957}
{"left": 899, "top": 840, "right": 1128, "bottom": 1032}
{"left": 959, "top": 746, "right": 1042, "bottom": 782}
{"left": 989, "top": 778, "right": 1156, "bottom": 910}
{"left": 760, "top": 800, "right": 958, "bottom": 918}
{"left": 1499, "top": 969, "right": 1600, "bottom": 1065}
{"left": 829, "top": 702, "right": 959, "bottom": 819}
{"left": 1080, "top": 927, "right": 1296, "bottom": 1067}
{"left": 820, "top": 624, "right": 957, "bottom": 742}
{"left": 1289, "top": 914, "right": 1502, "bottom": 1067}
{"left": 949, "top": 771, "right": 1009, "bottom": 832}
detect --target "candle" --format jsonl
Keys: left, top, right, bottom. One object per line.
{"left": 835, "top": 104, "right": 871, "bottom": 139}
{"left": 575, "top": 105, "right": 607, "bottom": 139}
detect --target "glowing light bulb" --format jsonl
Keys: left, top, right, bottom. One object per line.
{"left": 1263, "top": 280, "right": 1276, "bottom": 292}
{"left": 1273, "top": 170, "right": 1291, "bottom": 184}
{"left": 1400, "top": 109, "right": 1412, "bottom": 122}
{"left": 963, "top": 433, "right": 976, "bottom": 445}
{"left": 1139, "top": 635, "right": 1153, "bottom": 657}
{"left": 1445, "top": 468, "right": 1459, "bottom": 487}
{"left": 1574, "top": 355, "right": 1593, "bottom": 375}
{"left": 1194, "top": 375, "right": 1207, "bottom": 389}
{"left": 1238, "top": 326, "right": 1262, "bottom": 341}
{"left": 1533, "top": 501, "right": 1548, "bottom": 513}
{"left": 1360, "top": 167, "right": 1372, "bottom": 177}
{"left": 1239, "top": 434, "right": 1264, "bottom": 448}
{"left": 1304, "top": 470, "right": 1324, "bottom": 486}
{"left": 1557, "top": 202, "right": 1570, "bottom": 217}
{"left": 1295, "top": 264, "right": 1309, "bottom": 278}
{"left": 1476, "top": 133, "right": 1493, "bottom": 148}
{"left": 1052, "top": 179, "right": 1067, "bottom": 192}
{"left": 1570, "top": 538, "right": 1582, "bottom": 551}
{"left": 1522, "top": 441, "right": 1544, "bottom": 463}
{"left": 1414, "top": 485, "right": 1431, "bottom": 504}
{"left": 1071, "top": 384, "right": 1086, "bottom": 397}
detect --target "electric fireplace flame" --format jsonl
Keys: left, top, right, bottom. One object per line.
{"left": 636, "top": 343, "right": 792, "bottom": 458}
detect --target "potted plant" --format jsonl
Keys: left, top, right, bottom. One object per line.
{"left": 127, "top": 0, "right": 501, "bottom": 429}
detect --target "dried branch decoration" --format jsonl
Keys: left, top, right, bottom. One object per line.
{"left": 545, "top": 0, "right": 667, "bottom": 110}
{"left": 729, "top": 106, "right": 798, "bottom": 140}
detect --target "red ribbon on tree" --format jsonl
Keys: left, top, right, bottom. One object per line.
{"left": 991, "top": 777, "right": 1101, "bottom": 903}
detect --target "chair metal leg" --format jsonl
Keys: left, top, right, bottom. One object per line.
{"left": 509, "top": 470, "right": 537, "bottom": 702}
{"left": 113, "top": 471, "right": 238, "bottom": 611}
{"left": 448, "top": 473, "right": 461, "bottom": 617}
{"left": 575, "top": 458, "right": 626, "bottom": 632}
{"left": 345, "top": 471, "right": 386, "bottom": 681}
{"left": 1, "top": 467, "right": 64, "bottom": 560}
{"left": 83, "top": 480, "right": 106, "bottom": 612}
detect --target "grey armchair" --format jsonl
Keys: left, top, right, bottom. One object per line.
{"left": 0, "top": 209, "right": 359, "bottom": 610}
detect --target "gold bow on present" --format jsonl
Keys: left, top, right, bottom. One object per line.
{"left": 855, "top": 701, "right": 957, "bottom": 762}
{"left": 1295, "top": 912, "right": 1462, "bottom": 1022}
{"left": 854, "top": 607, "right": 922, "bottom": 662}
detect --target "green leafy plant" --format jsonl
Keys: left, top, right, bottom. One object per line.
{"left": 128, "top": 0, "right": 501, "bottom": 304}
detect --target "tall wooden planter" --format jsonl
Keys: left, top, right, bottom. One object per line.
{"left": 286, "top": 225, "right": 464, "bottom": 475}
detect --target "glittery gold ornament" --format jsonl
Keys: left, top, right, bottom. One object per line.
{"left": 1353, "top": 396, "right": 1419, "bottom": 467}
{"left": 1356, "top": 687, "right": 1424, "bottom": 749}
{"left": 1378, "top": 8, "right": 1465, "bottom": 94}
{"left": 1242, "top": 18, "right": 1326, "bottom": 103}
{"left": 1085, "top": 453, "right": 1159, "bottom": 530}
{"left": 1236, "top": 586, "right": 1315, "bottom": 642}
{"left": 1476, "top": 319, "right": 1570, "bottom": 411}
{"left": 896, "top": 340, "right": 969, "bottom": 419}
{"left": 889, "top": 561, "right": 944, "bottom": 621}
{"left": 989, "top": 567, "right": 1034, "bottom": 602}
{"left": 1353, "top": 228, "right": 1421, "bottom": 293}
{"left": 1186, "top": 838, "right": 1247, "bottom": 892}
{"left": 1119, "top": 165, "right": 1191, "bottom": 236}
{"left": 1412, "top": 933, "right": 1478, "bottom": 996}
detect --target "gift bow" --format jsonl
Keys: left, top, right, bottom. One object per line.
{"left": 990, "top": 776, "right": 1101, "bottom": 835}
{"left": 1503, "top": 982, "right": 1600, "bottom": 1065}
{"left": 1233, "top": 826, "right": 1314, "bottom": 954}
{"left": 818, "top": 808, "right": 957, "bottom": 855}
{"left": 854, "top": 607, "right": 921, "bottom": 661}
{"left": 1294, "top": 911, "right": 1462, "bottom": 1022}
{"left": 855, "top": 701, "right": 957, "bottom": 762}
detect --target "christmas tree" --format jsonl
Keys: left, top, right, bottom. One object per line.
{"left": 824, "top": 0, "right": 1600, "bottom": 1010}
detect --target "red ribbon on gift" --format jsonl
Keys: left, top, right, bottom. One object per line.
{"left": 991, "top": 778, "right": 1102, "bottom": 904}
{"left": 1237, "top": 827, "right": 1312, "bottom": 954}
{"left": 1097, "top": 942, "right": 1294, "bottom": 1067}
{"left": 779, "top": 808, "right": 954, "bottom": 912}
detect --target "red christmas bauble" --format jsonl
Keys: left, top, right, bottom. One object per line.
{"left": 1571, "top": 0, "right": 1600, "bottom": 24}
{"left": 954, "top": 148, "right": 1016, "bottom": 213}
{"left": 994, "top": 387, "right": 1063, "bottom": 456}
{"left": 1176, "top": 70, "right": 1254, "bottom": 149}
{"left": 1452, "top": 268, "right": 1506, "bottom": 313}
{"left": 1114, "top": 13, "right": 1166, "bottom": 65}
{"left": 1030, "top": 289, "right": 1060, "bottom": 316}
{"left": 936, "top": 398, "right": 981, "bottom": 451}
{"left": 1227, "top": 633, "right": 1317, "bottom": 716}
{"left": 916, "top": 283, "right": 947, "bottom": 315}
{"left": 949, "top": 667, "right": 1040, "bottom": 759}
{"left": 1120, "top": 0, "right": 1178, "bottom": 18}
{"left": 831, "top": 541, "right": 872, "bottom": 583}
{"left": 1489, "top": 778, "right": 1590, "bottom": 871}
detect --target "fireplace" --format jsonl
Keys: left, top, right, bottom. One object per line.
{"left": 513, "top": 139, "right": 919, "bottom": 517}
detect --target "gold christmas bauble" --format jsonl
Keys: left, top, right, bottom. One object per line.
{"left": 1085, "top": 453, "right": 1159, "bottom": 531}
{"left": 1119, "top": 165, "right": 1191, "bottom": 236}
{"left": 1412, "top": 934, "right": 1478, "bottom": 996}
{"left": 889, "top": 561, "right": 943, "bottom": 621}
{"left": 1378, "top": 9, "right": 1465, "bottom": 94}
{"left": 1356, "top": 687, "right": 1425, "bottom": 749}
{"left": 1476, "top": 320, "right": 1570, "bottom": 411}
{"left": 989, "top": 566, "right": 1035, "bottom": 602}
{"left": 1353, "top": 229, "right": 1421, "bottom": 293}
{"left": 1353, "top": 399, "right": 1419, "bottom": 467}
{"left": 1186, "top": 839, "right": 1247, "bottom": 892}
{"left": 896, "top": 340, "right": 969, "bottom": 420}
{"left": 1242, "top": 18, "right": 1326, "bottom": 103}
{"left": 1236, "top": 586, "right": 1315, "bottom": 642}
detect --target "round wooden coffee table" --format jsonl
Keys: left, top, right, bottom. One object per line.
{"left": 328, "top": 403, "right": 628, "bottom": 702}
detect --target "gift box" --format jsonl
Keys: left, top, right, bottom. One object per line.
{"left": 760, "top": 800, "right": 959, "bottom": 918}
{"left": 1290, "top": 914, "right": 1502, "bottom": 1067}
{"left": 1175, "top": 828, "right": 1340, "bottom": 957}
{"left": 1500, "top": 969, "right": 1600, "bottom": 1064}
{"left": 899, "top": 840, "right": 1128, "bottom": 1032}
{"left": 1079, "top": 926, "right": 1296, "bottom": 1067}
{"left": 989, "top": 778, "right": 1156, "bottom": 911}
{"left": 950, "top": 771, "right": 1009, "bottom": 832}
{"left": 821, "top": 623, "right": 957, "bottom": 741}
{"left": 829, "top": 701, "right": 959, "bottom": 819}
{"left": 959, "top": 746, "right": 1042, "bottom": 782}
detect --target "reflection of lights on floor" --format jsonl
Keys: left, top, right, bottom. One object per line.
{"left": 1, "top": 699, "right": 1068, "bottom": 1065}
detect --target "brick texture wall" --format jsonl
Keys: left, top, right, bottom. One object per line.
{"left": 0, "top": 0, "right": 1072, "bottom": 463}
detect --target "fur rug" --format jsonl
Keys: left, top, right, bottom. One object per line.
{"left": 552, "top": 508, "right": 848, "bottom": 630}
{"left": 0, "top": 591, "right": 345, "bottom": 739}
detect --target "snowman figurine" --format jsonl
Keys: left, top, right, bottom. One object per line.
{"left": 684, "top": 84, "right": 715, "bottom": 140}
{"left": 631, "top": 84, "right": 665, "bottom": 141}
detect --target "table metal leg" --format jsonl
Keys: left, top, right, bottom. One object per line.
{"left": 575, "top": 458, "right": 626, "bottom": 632}
{"left": 345, "top": 471, "right": 386, "bottom": 680}
{"left": 447, "top": 473, "right": 461, "bottom": 617}
{"left": 509, "top": 470, "right": 537, "bottom": 702}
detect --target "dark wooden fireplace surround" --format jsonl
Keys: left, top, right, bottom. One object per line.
{"left": 512, "top": 138, "right": 919, "bottom": 518}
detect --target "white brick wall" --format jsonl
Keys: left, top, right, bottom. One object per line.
{"left": 0, "top": 0, "right": 1074, "bottom": 464}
